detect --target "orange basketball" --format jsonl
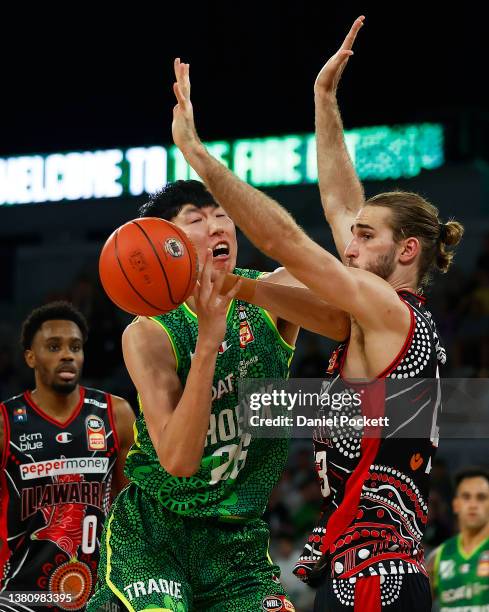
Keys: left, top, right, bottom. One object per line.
{"left": 99, "top": 217, "right": 198, "bottom": 315}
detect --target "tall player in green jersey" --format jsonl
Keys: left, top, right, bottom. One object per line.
{"left": 88, "top": 180, "right": 350, "bottom": 612}
{"left": 427, "top": 467, "right": 489, "bottom": 611}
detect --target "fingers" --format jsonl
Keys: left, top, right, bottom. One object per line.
{"left": 173, "top": 82, "right": 186, "bottom": 107}
{"left": 198, "top": 249, "right": 213, "bottom": 302}
{"left": 210, "top": 268, "right": 227, "bottom": 301}
{"left": 225, "top": 277, "right": 242, "bottom": 302}
{"left": 341, "top": 15, "right": 365, "bottom": 51}
{"left": 174, "top": 57, "right": 190, "bottom": 98}
{"left": 192, "top": 279, "right": 201, "bottom": 301}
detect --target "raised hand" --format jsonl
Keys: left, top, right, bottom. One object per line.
{"left": 194, "top": 249, "right": 241, "bottom": 351}
{"left": 314, "top": 16, "right": 365, "bottom": 97}
{"left": 172, "top": 58, "right": 202, "bottom": 155}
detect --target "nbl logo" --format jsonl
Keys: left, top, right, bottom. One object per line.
{"left": 262, "top": 595, "right": 295, "bottom": 611}
{"left": 85, "top": 415, "right": 107, "bottom": 451}
{"left": 164, "top": 238, "right": 184, "bottom": 258}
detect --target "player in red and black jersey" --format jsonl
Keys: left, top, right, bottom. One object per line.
{"left": 0, "top": 301, "right": 134, "bottom": 611}
{"left": 169, "top": 18, "right": 464, "bottom": 610}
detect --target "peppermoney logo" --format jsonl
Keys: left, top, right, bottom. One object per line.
{"left": 20, "top": 456, "right": 109, "bottom": 480}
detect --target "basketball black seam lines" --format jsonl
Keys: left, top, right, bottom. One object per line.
{"left": 131, "top": 220, "right": 180, "bottom": 305}
{"left": 169, "top": 223, "right": 197, "bottom": 301}
{"left": 114, "top": 228, "right": 168, "bottom": 311}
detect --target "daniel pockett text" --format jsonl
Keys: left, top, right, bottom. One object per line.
{"left": 247, "top": 389, "right": 389, "bottom": 429}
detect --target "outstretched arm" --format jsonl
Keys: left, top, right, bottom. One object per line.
{"left": 171, "top": 59, "right": 406, "bottom": 332}
{"left": 222, "top": 271, "right": 350, "bottom": 340}
{"left": 314, "top": 16, "right": 366, "bottom": 259}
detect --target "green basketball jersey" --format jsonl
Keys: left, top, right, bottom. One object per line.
{"left": 434, "top": 534, "right": 489, "bottom": 610}
{"left": 124, "top": 268, "right": 295, "bottom": 520}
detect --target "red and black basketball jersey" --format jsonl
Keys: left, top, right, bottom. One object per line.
{"left": 294, "top": 291, "right": 445, "bottom": 585}
{"left": 0, "top": 386, "right": 119, "bottom": 611}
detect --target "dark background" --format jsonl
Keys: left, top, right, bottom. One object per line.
{"left": 1, "top": 5, "right": 487, "bottom": 158}
{"left": 1, "top": 7, "right": 488, "bottom": 609}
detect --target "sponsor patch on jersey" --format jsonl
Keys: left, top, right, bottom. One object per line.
{"left": 218, "top": 340, "right": 232, "bottom": 354}
{"left": 239, "top": 306, "right": 254, "bottom": 348}
{"left": 477, "top": 550, "right": 489, "bottom": 577}
{"left": 20, "top": 456, "right": 109, "bottom": 480}
{"left": 13, "top": 406, "right": 27, "bottom": 423}
{"left": 85, "top": 415, "right": 107, "bottom": 451}
{"left": 19, "top": 432, "right": 43, "bottom": 452}
{"left": 262, "top": 595, "right": 295, "bottom": 611}
{"left": 84, "top": 397, "right": 107, "bottom": 409}
{"left": 327, "top": 347, "right": 341, "bottom": 374}
{"left": 410, "top": 452, "right": 424, "bottom": 471}
{"left": 440, "top": 559, "right": 456, "bottom": 580}
{"left": 55, "top": 432, "right": 73, "bottom": 444}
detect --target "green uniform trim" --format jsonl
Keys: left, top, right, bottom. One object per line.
{"left": 148, "top": 317, "right": 180, "bottom": 371}
{"left": 456, "top": 533, "right": 489, "bottom": 561}
{"left": 105, "top": 513, "right": 136, "bottom": 612}
{"left": 260, "top": 307, "right": 295, "bottom": 353}
{"left": 181, "top": 299, "right": 235, "bottom": 322}
{"left": 433, "top": 542, "right": 444, "bottom": 592}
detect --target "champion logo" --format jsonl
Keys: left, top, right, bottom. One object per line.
{"left": 55, "top": 432, "right": 73, "bottom": 444}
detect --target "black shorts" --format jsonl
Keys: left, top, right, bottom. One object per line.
{"left": 313, "top": 574, "right": 431, "bottom": 611}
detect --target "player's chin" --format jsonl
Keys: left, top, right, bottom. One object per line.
{"left": 52, "top": 379, "right": 79, "bottom": 395}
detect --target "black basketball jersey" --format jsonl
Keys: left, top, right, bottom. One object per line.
{"left": 294, "top": 291, "right": 446, "bottom": 587}
{"left": 0, "top": 386, "right": 119, "bottom": 611}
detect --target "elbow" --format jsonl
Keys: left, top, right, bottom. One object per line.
{"left": 259, "top": 236, "right": 281, "bottom": 261}
{"left": 159, "top": 456, "right": 200, "bottom": 478}
{"left": 260, "top": 230, "right": 299, "bottom": 265}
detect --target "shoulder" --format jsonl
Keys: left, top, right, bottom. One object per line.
{"left": 108, "top": 394, "right": 135, "bottom": 444}
{"left": 122, "top": 316, "right": 175, "bottom": 356}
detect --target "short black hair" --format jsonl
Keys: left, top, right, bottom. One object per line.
{"left": 138, "top": 180, "right": 217, "bottom": 221}
{"left": 21, "top": 301, "right": 89, "bottom": 350}
{"left": 454, "top": 466, "right": 489, "bottom": 492}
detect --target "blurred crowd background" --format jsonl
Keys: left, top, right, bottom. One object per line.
{"left": 2, "top": 7, "right": 489, "bottom": 609}
{"left": 1, "top": 169, "right": 488, "bottom": 610}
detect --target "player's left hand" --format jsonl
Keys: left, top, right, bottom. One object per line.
{"left": 172, "top": 58, "right": 202, "bottom": 155}
{"left": 314, "top": 15, "right": 365, "bottom": 98}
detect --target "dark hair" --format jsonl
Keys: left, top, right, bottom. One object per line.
{"left": 21, "top": 301, "right": 88, "bottom": 350}
{"left": 366, "top": 191, "right": 464, "bottom": 287}
{"left": 454, "top": 466, "right": 489, "bottom": 492}
{"left": 138, "top": 180, "right": 217, "bottom": 221}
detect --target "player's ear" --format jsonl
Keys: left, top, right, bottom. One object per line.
{"left": 399, "top": 237, "right": 419, "bottom": 264}
{"left": 24, "top": 349, "right": 35, "bottom": 369}
{"left": 452, "top": 494, "right": 460, "bottom": 516}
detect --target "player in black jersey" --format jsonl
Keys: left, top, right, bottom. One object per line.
{"left": 170, "top": 17, "right": 464, "bottom": 611}
{"left": 0, "top": 301, "right": 134, "bottom": 611}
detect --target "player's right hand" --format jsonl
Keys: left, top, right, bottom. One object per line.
{"left": 314, "top": 15, "right": 365, "bottom": 98}
{"left": 194, "top": 249, "right": 241, "bottom": 351}
{"left": 172, "top": 58, "right": 202, "bottom": 157}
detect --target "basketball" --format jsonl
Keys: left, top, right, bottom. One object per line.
{"left": 99, "top": 217, "right": 198, "bottom": 316}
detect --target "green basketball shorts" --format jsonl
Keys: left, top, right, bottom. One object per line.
{"left": 87, "top": 484, "right": 295, "bottom": 612}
